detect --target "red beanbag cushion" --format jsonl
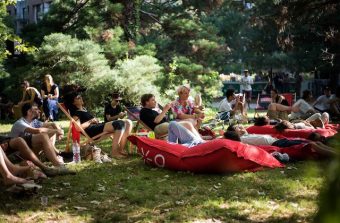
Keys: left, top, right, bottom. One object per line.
{"left": 128, "top": 136, "right": 283, "bottom": 173}
{"left": 246, "top": 124, "right": 338, "bottom": 139}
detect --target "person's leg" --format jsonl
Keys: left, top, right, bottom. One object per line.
{"left": 103, "top": 120, "right": 126, "bottom": 157}
{"left": 309, "top": 141, "right": 337, "bottom": 157}
{"left": 178, "top": 121, "right": 202, "bottom": 138}
{"left": 168, "top": 121, "right": 202, "bottom": 144}
{"left": 43, "top": 100, "right": 50, "bottom": 120}
{"left": 305, "top": 113, "right": 321, "bottom": 122}
{"left": 30, "top": 134, "right": 63, "bottom": 166}
{"left": 8, "top": 137, "right": 51, "bottom": 171}
{"left": 0, "top": 148, "right": 29, "bottom": 185}
{"left": 118, "top": 119, "right": 133, "bottom": 154}
{"left": 2, "top": 149, "right": 30, "bottom": 176}
{"left": 268, "top": 103, "right": 292, "bottom": 112}
{"left": 321, "top": 112, "right": 329, "bottom": 125}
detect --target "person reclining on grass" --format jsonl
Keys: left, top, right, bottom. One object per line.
{"left": 267, "top": 90, "right": 330, "bottom": 122}
{"left": 217, "top": 89, "right": 245, "bottom": 122}
{"left": 64, "top": 91, "right": 132, "bottom": 159}
{"left": 225, "top": 124, "right": 336, "bottom": 157}
{"left": 0, "top": 136, "right": 74, "bottom": 177}
{"left": 254, "top": 114, "right": 327, "bottom": 130}
{"left": 140, "top": 94, "right": 203, "bottom": 139}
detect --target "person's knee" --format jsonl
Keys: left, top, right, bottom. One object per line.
{"left": 268, "top": 103, "right": 275, "bottom": 111}
{"left": 169, "top": 121, "right": 178, "bottom": 129}
{"left": 10, "top": 137, "right": 26, "bottom": 147}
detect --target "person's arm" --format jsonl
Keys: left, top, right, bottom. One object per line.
{"left": 20, "top": 89, "right": 35, "bottom": 105}
{"left": 24, "top": 126, "right": 63, "bottom": 136}
{"left": 50, "top": 86, "right": 59, "bottom": 99}
{"left": 277, "top": 95, "right": 284, "bottom": 104}
{"left": 312, "top": 96, "right": 321, "bottom": 107}
{"left": 72, "top": 115, "right": 97, "bottom": 131}
{"left": 41, "top": 89, "right": 47, "bottom": 99}
{"left": 154, "top": 103, "right": 171, "bottom": 124}
{"left": 106, "top": 113, "right": 120, "bottom": 121}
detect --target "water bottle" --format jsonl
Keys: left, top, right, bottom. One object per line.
{"left": 72, "top": 141, "right": 81, "bottom": 163}
{"left": 167, "top": 111, "right": 174, "bottom": 121}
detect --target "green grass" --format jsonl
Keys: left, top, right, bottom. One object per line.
{"left": 0, "top": 110, "right": 329, "bottom": 222}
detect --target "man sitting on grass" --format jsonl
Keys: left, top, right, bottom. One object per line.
{"left": 0, "top": 136, "right": 75, "bottom": 177}
{"left": 217, "top": 89, "right": 245, "bottom": 122}
{"left": 9, "top": 103, "right": 66, "bottom": 166}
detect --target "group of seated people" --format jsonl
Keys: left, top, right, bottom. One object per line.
{"left": 1, "top": 83, "right": 339, "bottom": 188}
{"left": 10, "top": 75, "right": 60, "bottom": 121}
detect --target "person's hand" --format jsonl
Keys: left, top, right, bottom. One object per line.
{"left": 91, "top": 118, "right": 99, "bottom": 124}
{"left": 18, "top": 101, "right": 24, "bottom": 106}
{"left": 119, "top": 112, "right": 126, "bottom": 119}
{"left": 164, "top": 103, "right": 172, "bottom": 112}
{"left": 56, "top": 129, "right": 64, "bottom": 140}
{"left": 48, "top": 94, "right": 52, "bottom": 99}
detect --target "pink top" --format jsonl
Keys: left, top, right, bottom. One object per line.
{"left": 171, "top": 97, "right": 195, "bottom": 116}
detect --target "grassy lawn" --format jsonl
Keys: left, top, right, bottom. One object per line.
{"left": 0, "top": 110, "right": 329, "bottom": 222}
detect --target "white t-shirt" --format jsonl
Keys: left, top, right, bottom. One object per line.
{"left": 240, "top": 133, "right": 278, "bottom": 146}
{"left": 290, "top": 99, "right": 313, "bottom": 119}
{"left": 314, "top": 95, "right": 332, "bottom": 111}
{"left": 10, "top": 118, "right": 43, "bottom": 137}
{"left": 240, "top": 75, "right": 253, "bottom": 91}
{"left": 218, "top": 98, "right": 234, "bottom": 112}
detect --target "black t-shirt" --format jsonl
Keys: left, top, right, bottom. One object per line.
{"left": 140, "top": 107, "right": 166, "bottom": 130}
{"left": 75, "top": 110, "right": 94, "bottom": 124}
{"left": 104, "top": 104, "right": 123, "bottom": 122}
{"left": 41, "top": 84, "right": 58, "bottom": 96}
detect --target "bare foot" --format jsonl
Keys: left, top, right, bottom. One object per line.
{"left": 111, "top": 151, "right": 127, "bottom": 159}
{"left": 3, "top": 175, "right": 29, "bottom": 186}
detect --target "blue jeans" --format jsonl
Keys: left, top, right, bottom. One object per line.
{"left": 43, "top": 99, "right": 58, "bottom": 120}
{"left": 168, "top": 121, "right": 204, "bottom": 148}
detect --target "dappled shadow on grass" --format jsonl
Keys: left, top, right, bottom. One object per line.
{"left": 0, "top": 156, "right": 327, "bottom": 222}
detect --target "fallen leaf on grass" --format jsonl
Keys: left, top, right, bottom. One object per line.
{"left": 90, "top": 200, "right": 101, "bottom": 205}
{"left": 257, "top": 191, "right": 266, "bottom": 196}
{"left": 62, "top": 182, "right": 71, "bottom": 187}
{"left": 73, "top": 206, "right": 88, "bottom": 211}
{"left": 287, "top": 166, "right": 298, "bottom": 170}
{"left": 290, "top": 203, "right": 299, "bottom": 208}
{"left": 175, "top": 200, "right": 184, "bottom": 205}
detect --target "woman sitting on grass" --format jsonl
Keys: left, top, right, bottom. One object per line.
{"left": 64, "top": 91, "right": 132, "bottom": 159}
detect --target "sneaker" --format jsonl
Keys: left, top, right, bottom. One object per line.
{"left": 92, "top": 148, "right": 102, "bottom": 163}
{"left": 101, "top": 154, "right": 112, "bottom": 163}
{"left": 271, "top": 152, "right": 290, "bottom": 163}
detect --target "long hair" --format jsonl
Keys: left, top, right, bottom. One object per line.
{"left": 44, "top": 74, "right": 54, "bottom": 86}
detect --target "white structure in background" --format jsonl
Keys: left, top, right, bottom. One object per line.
{"left": 7, "top": 0, "right": 53, "bottom": 34}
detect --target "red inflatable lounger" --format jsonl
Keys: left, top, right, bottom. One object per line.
{"left": 128, "top": 136, "right": 283, "bottom": 173}
{"left": 246, "top": 124, "right": 338, "bottom": 139}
